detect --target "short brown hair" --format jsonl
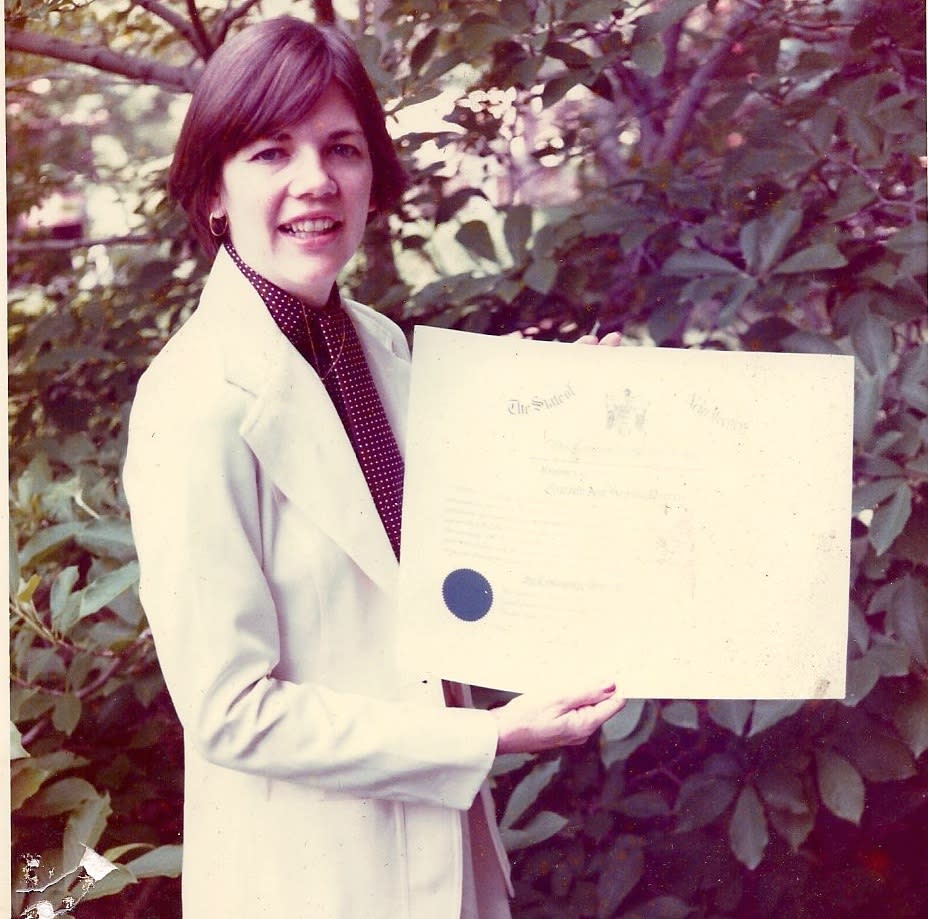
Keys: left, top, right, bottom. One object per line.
{"left": 168, "top": 16, "right": 406, "bottom": 258}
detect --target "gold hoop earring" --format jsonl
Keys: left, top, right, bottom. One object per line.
{"left": 209, "top": 213, "right": 228, "bottom": 237}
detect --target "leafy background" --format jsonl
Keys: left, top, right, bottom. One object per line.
{"left": 7, "top": 0, "right": 927, "bottom": 917}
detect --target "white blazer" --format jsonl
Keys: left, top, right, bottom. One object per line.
{"left": 123, "top": 248, "right": 511, "bottom": 918}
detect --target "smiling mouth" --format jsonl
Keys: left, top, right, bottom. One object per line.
{"left": 280, "top": 218, "right": 341, "bottom": 237}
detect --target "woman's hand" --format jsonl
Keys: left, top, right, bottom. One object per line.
{"left": 492, "top": 682, "right": 625, "bottom": 754}
{"left": 576, "top": 330, "right": 622, "bottom": 346}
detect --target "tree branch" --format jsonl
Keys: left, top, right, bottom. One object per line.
{"left": 128, "top": 0, "right": 205, "bottom": 57}
{"left": 8, "top": 234, "right": 162, "bottom": 254}
{"left": 5, "top": 27, "right": 201, "bottom": 93}
{"left": 653, "top": 5, "right": 755, "bottom": 162}
{"left": 213, "top": 0, "right": 264, "bottom": 45}
{"left": 185, "top": 0, "right": 215, "bottom": 57}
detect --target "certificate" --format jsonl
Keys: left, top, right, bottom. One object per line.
{"left": 398, "top": 327, "right": 854, "bottom": 699}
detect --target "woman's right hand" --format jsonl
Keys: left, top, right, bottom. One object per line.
{"left": 491, "top": 682, "right": 625, "bottom": 755}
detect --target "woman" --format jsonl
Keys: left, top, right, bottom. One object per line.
{"left": 123, "top": 16, "right": 624, "bottom": 919}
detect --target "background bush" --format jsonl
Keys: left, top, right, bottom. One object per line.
{"left": 8, "top": 1, "right": 926, "bottom": 916}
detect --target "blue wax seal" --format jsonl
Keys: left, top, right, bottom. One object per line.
{"left": 442, "top": 568, "right": 493, "bottom": 622}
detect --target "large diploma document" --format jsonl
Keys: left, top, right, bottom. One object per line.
{"left": 398, "top": 327, "right": 854, "bottom": 699}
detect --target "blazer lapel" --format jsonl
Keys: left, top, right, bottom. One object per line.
{"left": 199, "top": 249, "right": 400, "bottom": 593}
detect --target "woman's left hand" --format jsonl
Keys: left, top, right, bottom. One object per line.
{"left": 492, "top": 681, "right": 626, "bottom": 754}
{"left": 576, "top": 331, "right": 622, "bottom": 346}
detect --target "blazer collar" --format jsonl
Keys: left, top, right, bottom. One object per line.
{"left": 198, "top": 248, "right": 400, "bottom": 593}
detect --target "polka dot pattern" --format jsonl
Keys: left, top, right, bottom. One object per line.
{"left": 227, "top": 242, "right": 404, "bottom": 560}
{"left": 314, "top": 307, "right": 405, "bottom": 560}
{"left": 226, "top": 242, "right": 316, "bottom": 356}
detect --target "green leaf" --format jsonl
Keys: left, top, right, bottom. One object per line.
{"left": 675, "top": 773, "right": 738, "bottom": 831}
{"left": 123, "top": 844, "right": 183, "bottom": 879}
{"left": 459, "top": 14, "right": 514, "bottom": 53}
{"left": 11, "top": 720, "right": 30, "bottom": 759}
{"left": 542, "top": 72, "right": 583, "bottom": 107}
{"left": 707, "top": 699, "right": 752, "bottom": 736}
{"left": 64, "top": 788, "right": 112, "bottom": 868}
{"left": 11, "top": 761, "right": 50, "bottom": 809}
{"left": 455, "top": 220, "right": 498, "bottom": 262}
{"left": 768, "top": 806, "right": 815, "bottom": 851}
{"left": 841, "top": 721, "right": 916, "bottom": 782}
{"left": 409, "top": 27, "right": 439, "bottom": 75}
{"left": 501, "top": 757, "right": 560, "bottom": 829}
{"left": 662, "top": 701, "right": 699, "bottom": 730}
{"left": 816, "top": 750, "right": 864, "bottom": 824}
{"left": 13, "top": 689, "right": 55, "bottom": 724}
{"left": 867, "top": 639, "right": 913, "bottom": 678}
{"left": 748, "top": 700, "right": 804, "bottom": 737}
{"left": 888, "top": 575, "right": 928, "bottom": 666}
{"left": 602, "top": 699, "right": 645, "bottom": 741}
{"left": 631, "top": 37, "right": 666, "bottom": 77}
{"left": 10, "top": 517, "right": 20, "bottom": 601}
{"left": 807, "top": 103, "right": 840, "bottom": 153}
{"left": 774, "top": 243, "right": 847, "bottom": 274}
{"left": 503, "top": 204, "right": 533, "bottom": 261}
{"left": 729, "top": 785, "right": 769, "bottom": 870}
{"left": 436, "top": 187, "right": 485, "bottom": 224}
{"left": 419, "top": 45, "right": 469, "bottom": 86}
{"left": 597, "top": 835, "right": 644, "bottom": 916}
{"left": 885, "top": 220, "right": 928, "bottom": 256}
{"left": 75, "top": 517, "right": 138, "bottom": 563}
{"left": 848, "top": 600, "right": 870, "bottom": 654}
{"left": 26, "top": 646, "right": 66, "bottom": 684}
{"left": 895, "top": 505, "right": 928, "bottom": 566}
{"left": 523, "top": 257, "right": 559, "bottom": 294}
{"left": 501, "top": 0, "right": 532, "bottom": 27}
{"left": 755, "top": 767, "right": 808, "bottom": 816}
{"left": 869, "top": 484, "right": 912, "bottom": 556}
{"left": 894, "top": 681, "right": 928, "bottom": 758}
{"left": 492, "top": 753, "right": 533, "bottom": 777}
{"left": 602, "top": 701, "right": 658, "bottom": 767}
{"left": 618, "top": 791, "right": 670, "bottom": 819}
{"left": 501, "top": 810, "right": 568, "bottom": 851}
{"left": 843, "top": 656, "right": 880, "bottom": 707}
{"left": 852, "top": 477, "right": 906, "bottom": 515}
{"left": 21, "top": 776, "right": 98, "bottom": 818}
{"left": 52, "top": 694, "right": 82, "bottom": 735}
{"left": 76, "top": 561, "right": 141, "bottom": 620}
{"left": 103, "top": 842, "right": 155, "bottom": 863}
{"left": 564, "top": 0, "right": 619, "bottom": 24}
{"left": 844, "top": 110, "right": 882, "bottom": 159}
{"left": 826, "top": 175, "right": 877, "bottom": 222}
{"left": 739, "top": 209, "right": 802, "bottom": 275}
{"left": 50, "top": 565, "right": 80, "bottom": 631}
{"left": 853, "top": 371, "right": 881, "bottom": 446}
{"left": 19, "top": 522, "right": 85, "bottom": 569}
{"left": 851, "top": 311, "right": 894, "bottom": 377}
{"left": 80, "top": 866, "right": 137, "bottom": 901}
{"left": 632, "top": 0, "right": 702, "bottom": 44}
{"left": 647, "top": 300, "right": 689, "bottom": 345}
{"left": 663, "top": 250, "right": 741, "bottom": 277}
{"left": 546, "top": 40, "right": 592, "bottom": 70}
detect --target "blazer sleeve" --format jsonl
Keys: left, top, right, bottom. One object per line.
{"left": 123, "top": 343, "right": 497, "bottom": 811}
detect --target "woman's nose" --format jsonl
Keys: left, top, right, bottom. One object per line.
{"left": 287, "top": 148, "right": 336, "bottom": 198}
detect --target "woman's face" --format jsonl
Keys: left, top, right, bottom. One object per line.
{"left": 213, "top": 83, "right": 374, "bottom": 307}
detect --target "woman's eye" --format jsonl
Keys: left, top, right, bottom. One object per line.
{"left": 330, "top": 143, "right": 362, "bottom": 159}
{"left": 251, "top": 147, "right": 286, "bottom": 163}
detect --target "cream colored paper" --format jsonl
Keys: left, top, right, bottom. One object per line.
{"left": 398, "top": 327, "right": 853, "bottom": 699}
